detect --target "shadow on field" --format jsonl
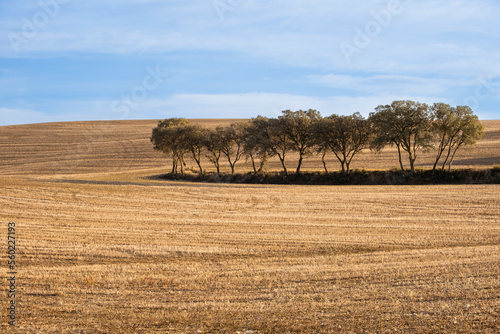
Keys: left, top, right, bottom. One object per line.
{"left": 47, "top": 178, "right": 268, "bottom": 188}
{"left": 452, "top": 156, "right": 500, "bottom": 167}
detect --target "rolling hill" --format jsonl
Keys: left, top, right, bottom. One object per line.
{"left": 0, "top": 119, "right": 499, "bottom": 333}
{"left": 0, "top": 119, "right": 499, "bottom": 177}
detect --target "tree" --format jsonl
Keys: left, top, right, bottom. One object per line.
{"left": 264, "top": 117, "right": 294, "bottom": 176}
{"left": 431, "top": 104, "right": 484, "bottom": 171}
{"left": 279, "top": 109, "right": 322, "bottom": 174}
{"left": 219, "top": 123, "right": 246, "bottom": 174}
{"left": 313, "top": 119, "right": 334, "bottom": 173}
{"left": 370, "top": 100, "right": 432, "bottom": 173}
{"left": 204, "top": 127, "right": 225, "bottom": 176}
{"left": 151, "top": 118, "right": 190, "bottom": 174}
{"left": 240, "top": 116, "right": 292, "bottom": 175}
{"left": 164, "top": 126, "right": 192, "bottom": 176}
{"left": 314, "top": 112, "right": 371, "bottom": 174}
{"left": 242, "top": 118, "right": 269, "bottom": 173}
{"left": 184, "top": 125, "right": 208, "bottom": 174}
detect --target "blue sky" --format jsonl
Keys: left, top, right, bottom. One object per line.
{"left": 0, "top": 0, "right": 499, "bottom": 126}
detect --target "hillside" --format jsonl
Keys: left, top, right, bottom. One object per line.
{"left": 0, "top": 119, "right": 498, "bottom": 333}
{"left": 0, "top": 119, "right": 499, "bottom": 177}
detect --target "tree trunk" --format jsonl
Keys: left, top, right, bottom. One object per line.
{"left": 331, "top": 150, "right": 344, "bottom": 174}
{"left": 209, "top": 151, "right": 221, "bottom": 176}
{"left": 196, "top": 159, "right": 203, "bottom": 175}
{"left": 249, "top": 153, "right": 257, "bottom": 173}
{"left": 409, "top": 158, "right": 415, "bottom": 174}
{"left": 441, "top": 144, "right": 453, "bottom": 171}
{"left": 279, "top": 157, "right": 288, "bottom": 176}
{"left": 321, "top": 151, "right": 328, "bottom": 173}
{"left": 447, "top": 145, "right": 461, "bottom": 171}
{"left": 433, "top": 136, "right": 447, "bottom": 172}
{"left": 397, "top": 144, "right": 404, "bottom": 171}
{"left": 191, "top": 150, "right": 203, "bottom": 175}
{"left": 433, "top": 152, "right": 442, "bottom": 172}
{"left": 171, "top": 157, "right": 177, "bottom": 174}
{"left": 433, "top": 145, "right": 446, "bottom": 172}
{"left": 343, "top": 152, "right": 349, "bottom": 174}
{"left": 227, "top": 155, "right": 235, "bottom": 175}
{"left": 258, "top": 158, "right": 266, "bottom": 173}
{"left": 296, "top": 154, "right": 303, "bottom": 174}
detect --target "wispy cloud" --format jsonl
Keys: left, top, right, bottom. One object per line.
{"left": 308, "top": 73, "right": 472, "bottom": 96}
{"left": 0, "top": 107, "right": 54, "bottom": 126}
{"left": 0, "top": 0, "right": 499, "bottom": 125}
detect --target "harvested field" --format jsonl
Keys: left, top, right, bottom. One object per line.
{"left": 0, "top": 120, "right": 499, "bottom": 333}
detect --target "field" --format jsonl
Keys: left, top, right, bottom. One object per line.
{"left": 1, "top": 120, "right": 499, "bottom": 333}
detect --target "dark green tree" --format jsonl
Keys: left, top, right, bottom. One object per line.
{"left": 184, "top": 124, "right": 208, "bottom": 174}
{"left": 370, "top": 101, "right": 433, "bottom": 173}
{"left": 242, "top": 118, "right": 269, "bottom": 173}
{"left": 204, "top": 127, "right": 225, "bottom": 176}
{"left": 150, "top": 118, "right": 190, "bottom": 174}
{"left": 265, "top": 117, "right": 294, "bottom": 176}
{"left": 279, "top": 109, "right": 322, "bottom": 174}
{"left": 219, "top": 123, "right": 246, "bottom": 174}
{"left": 314, "top": 112, "right": 371, "bottom": 174}
{"left": 431, "top": 104, "right": 484, "bottom": 171}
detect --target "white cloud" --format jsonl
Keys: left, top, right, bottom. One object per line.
{"left": 2, "top": 0, "right": 498, "bottom": 73}
{"left": 0, "top": 108, "right": 54, "bottom": 126}
{"left": 308, "top": 73, "right": 473, "bottom": 96}
{"left": 37, "top": 93, "right": 452, "bottom": 121}
{"left": 1, "top": 0, "right": 499, "bottom": 125}
{"left": 3, "top": 89, "right": 499, "bottom": 127}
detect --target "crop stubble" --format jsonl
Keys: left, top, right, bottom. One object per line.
{"left": 0, "top": 177, "right": 498, "bottom": 333}
{"left": 0, "top": 120, "right": 499, "bottom": 333}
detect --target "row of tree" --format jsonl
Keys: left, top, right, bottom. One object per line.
{"left": 150, "top": 101, "right": 484, "bottom": 176}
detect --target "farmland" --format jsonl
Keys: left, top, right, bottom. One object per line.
{"left": 0, "top": 120, "right": 499, "bottom": 333}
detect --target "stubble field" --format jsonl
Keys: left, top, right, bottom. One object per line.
{"left": 0, "top": 120, "right": 499, "bottom": 333}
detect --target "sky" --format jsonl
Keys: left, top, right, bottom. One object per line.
{"left": 0, "top": 0, "right": 499, "bottom": 126}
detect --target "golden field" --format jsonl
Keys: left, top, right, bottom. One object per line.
{"left": 0, "top": 119, "right": 499, "bottom": 333}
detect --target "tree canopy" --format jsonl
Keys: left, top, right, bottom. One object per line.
{"left": 314, "top": 112, "right": 372, "bottom": 174}
{"left": 370, "top": 100, "right": 433, "bottom": 173}
{"left": 151, "top": 102, "right": 484, "bottom": 176}
{"left": 279, "top": 109, "right": 322, "bottom": 174}
{"left": 431, "top": 103, "right": 484, "bottom": 171}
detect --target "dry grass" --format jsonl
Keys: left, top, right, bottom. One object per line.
{"left": 0, "top": 119, "right": 499, "bottom": 333}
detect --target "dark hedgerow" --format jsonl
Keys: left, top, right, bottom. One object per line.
{"left": 147, "top": 168, "right": 500, "bottom": 186}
